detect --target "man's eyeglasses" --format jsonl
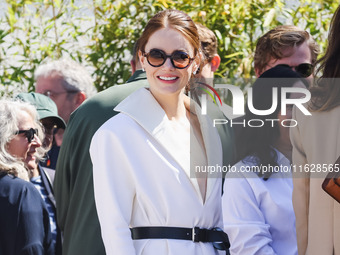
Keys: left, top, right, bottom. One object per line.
{"left": 142, "top": 49, "right": 194, "bottom": 69}
{"left": 15, "top": 128, "right": 38, "bottom": 143}
{"left": 276, "top": 63, "right": 314, "bottom": 78}
{"left": 43, "top": 90, "right": 79, "bottom": 98}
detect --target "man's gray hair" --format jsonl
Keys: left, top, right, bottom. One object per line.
{"left": 0, "top": 99, "right": 45, "bottom": 181}
{"left": 34, "top": 58, "right": 97, "bottom": 98}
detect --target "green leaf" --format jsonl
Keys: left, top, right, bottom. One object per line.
{"left": 263, "top": 8, "right": 276, "bottom": 28}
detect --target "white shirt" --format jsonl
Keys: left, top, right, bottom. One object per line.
{"left": 222, "top": 150, "right": 297, "bottom": 255}
{"left": 90, "top": 88, "right": 224, "bottom": 255}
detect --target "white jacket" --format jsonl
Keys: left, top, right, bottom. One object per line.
{"left": 90, "top": 88, "right": 223, "bottom": 255}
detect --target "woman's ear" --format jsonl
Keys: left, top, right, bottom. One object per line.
{"left": 138, "top": 50, "right": 145, "bottom": 70}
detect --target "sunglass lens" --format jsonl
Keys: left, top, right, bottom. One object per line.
{"left": 26, "top": 129, "right": 33, "bottom": 143}
{"left": 148, "top": 50, "right": 165, "bottom": 67}
{"left": 27, "top": 128, "right": 38, "bottom": 143}
{"left": 172, "top": 51, "right": 190, "bottom": 68}
{"left": 296, "top": 63, "right": 313, "bottom": 77}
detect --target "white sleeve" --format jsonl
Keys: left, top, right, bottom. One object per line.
{"left": 222, "top": 174, "right": 277, "bottom": 255}
{"left": 90, "top": 126, "right": 136, "bottom": 255}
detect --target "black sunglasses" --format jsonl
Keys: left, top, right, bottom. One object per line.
{"left": 276, "top": 63, "right": 314, "bottom": 78}
{"left": 15, "top": 128, "right": 38, "bottom": 143}
{"left": 143, "top": 49, "right": 194, "bottom": 69}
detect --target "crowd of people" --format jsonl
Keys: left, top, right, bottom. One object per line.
{"left": 0, "top": 6, "right": 340, "bottom": 255}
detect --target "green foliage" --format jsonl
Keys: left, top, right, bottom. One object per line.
{"left": 0, "top": 0, "right": 338, "bottom": 94}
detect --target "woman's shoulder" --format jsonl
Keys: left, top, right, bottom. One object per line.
{"left": 0, "top": 174, "right": 42, "bottom": 203}
{"left": 295, "top": 102, "right": 340, "bottom": 121}
{"left": 94, "top": 112, "right": 139, "bottom": 139}
{"left": 0, "top": 174, "right": 29, "bottom": 189}
{"left": 293, "top": 103, "right": 340, "bottom": 142}
{"left": 94, "top": 87, "right": 151, "bottom": 129}
{"left": 94, "top": 87, "right": 167, "bottom": 138}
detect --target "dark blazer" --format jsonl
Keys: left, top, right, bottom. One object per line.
{"left": 39, "top": 165, "right": 62, "bottom": 255}
{"left": 0, "top": 173, "right": 54, "bottom": 255}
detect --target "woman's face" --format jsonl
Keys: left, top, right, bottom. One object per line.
{"left": 139, "top": 27, "right": 198, "bottom": 97}
{"left": 7, "top": 110, "right": 42, "bottom": 170}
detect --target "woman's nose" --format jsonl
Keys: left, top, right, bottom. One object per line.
{"left": 162, "top": 57, "right": 175, "bottom": 70}
{"left": 31, "top": 134, "right": 42, "bottom": 147}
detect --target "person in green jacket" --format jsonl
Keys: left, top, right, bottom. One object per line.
{"left": 54, "top": 44, "right": 148, "bottom": 255}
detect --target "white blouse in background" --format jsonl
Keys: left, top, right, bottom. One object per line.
{"left": 222, "top": 150, "right": 297, "bottom": 255}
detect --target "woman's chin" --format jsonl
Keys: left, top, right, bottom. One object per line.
{"left": 25, "top": 157, "right": 38, "bottom": 171}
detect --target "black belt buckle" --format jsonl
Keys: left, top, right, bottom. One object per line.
{"left": 192, "top": 227, "right": 200, "bottom": 242}
{"left": 192, "top": 227, "right": 209, "bottom": 242}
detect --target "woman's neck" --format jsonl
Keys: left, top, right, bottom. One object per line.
{"left": 29, "top": 165, "right": 40, "bottom": 179}
{"left": 149, "top": 89, "right": 189, "bottom": 120}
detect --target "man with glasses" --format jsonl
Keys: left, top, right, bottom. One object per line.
{"left": 34, "top": 58, "right": 96, "bottom": 169}
{"left": 254, "top": 25, "right": 319, "bottom": 82}
{"left": 16, "top": 92, "right": 66, "bottom": 255}
{"left": 231, "top": 25, "right": 319, "bottom": 164}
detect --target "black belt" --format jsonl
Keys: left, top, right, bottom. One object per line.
{"left": 130, "top": 226, "right": 230, "bottom": 252}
